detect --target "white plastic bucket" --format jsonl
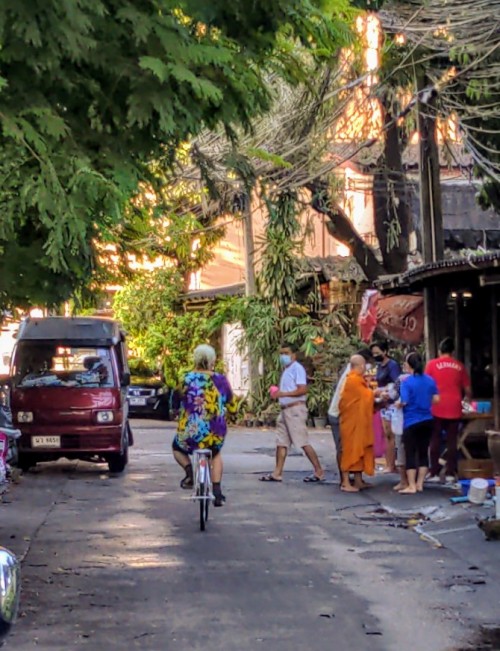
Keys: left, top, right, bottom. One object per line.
{"left": 468, "top": 478, "right": 489, "bottom": 505}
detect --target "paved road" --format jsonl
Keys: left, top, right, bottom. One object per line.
{"left": 3, "top": 421, "right": 500, "bottom": 650}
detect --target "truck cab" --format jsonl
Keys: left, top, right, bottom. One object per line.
{"left": 9, "top": 317, "right": 132, "bottom": 473}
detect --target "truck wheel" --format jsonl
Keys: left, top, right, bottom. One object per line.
{"left": 18, "top": 455, "right": 35, "bottom": 473}
{"left": 126, "top": 420, "right": 134, "bottom": 447}
{"left": 108, "top": 434, "right": 129, "bottom": 473}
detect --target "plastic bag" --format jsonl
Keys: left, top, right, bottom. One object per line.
{"left": 391, "top": 408, "right": 404, "bottom": 436}
{"left": 373, "top": 411, "right": 386, "bottom": 457}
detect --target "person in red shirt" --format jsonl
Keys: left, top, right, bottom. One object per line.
{"left": 425, "top": 337, "right": 472, "bottom": 481}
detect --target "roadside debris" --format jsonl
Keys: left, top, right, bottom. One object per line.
{"left": 477, "top": 517, "right": 500, "bottom": 541}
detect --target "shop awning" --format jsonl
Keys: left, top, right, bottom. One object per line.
{"left": 358, "top": 290, "right": 424, "bottom": 345}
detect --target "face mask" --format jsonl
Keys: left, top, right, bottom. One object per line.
{"left": 280, "top": 354, "right": 292, "bottom": 367}
{"left": 373, "top": 354, "right": 384, "bottom": 363}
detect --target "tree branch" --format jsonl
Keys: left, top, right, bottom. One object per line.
{"left": 306, "top": 180, "right": 385, "bottom": 281}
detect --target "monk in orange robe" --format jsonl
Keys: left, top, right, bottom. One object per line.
{"left": 339, "top": 354, "right": 375, "bottom": 492}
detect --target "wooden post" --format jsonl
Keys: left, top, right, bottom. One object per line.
{"left": 492, "top": 287, "right": 499, "bottom": 429}
{"left": 418, "top": 75, "right": 445, "bottom": 359}
{"left": 423, "top": 288, "right": 439, "bottom": 358}
{"left": 243, "top": 195, "right": 256, "bottom": 296}
{"left": 242, "top": 194, "right": 259, "bottom": 405}
{"left": 454, "top": 295, "right": 461, "bottom": 358}
{"left": 418, "top": 82, "right": 444, "bottom": 264}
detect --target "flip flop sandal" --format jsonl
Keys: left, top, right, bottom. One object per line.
{"left": 259, "top": 475, "right": 282, "bottom": 482}
{"left": 303, "top": 475, "right": 324, "bottom": 483}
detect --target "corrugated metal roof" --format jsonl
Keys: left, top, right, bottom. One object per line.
{"left": 185, "top": 257, "right": 367, "bottom": 303}
{"left": 410, "top": 183, "right": 500, "bottom": 232}
{"left": 298, "top": 256, "right": 367, "bottom": 283}
{"left": 377, "top": 251, "right": 500, "bottom": 290}
{"left": 185, "top": 283, "right": 245, "bottom": 302}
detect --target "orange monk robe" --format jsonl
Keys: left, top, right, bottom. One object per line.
{"left": 339, "top": 371, "right": 375, "bottom": 475}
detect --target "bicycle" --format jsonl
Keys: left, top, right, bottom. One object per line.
{"left": 192, "top": 449, "right": 214, "bottom": 531}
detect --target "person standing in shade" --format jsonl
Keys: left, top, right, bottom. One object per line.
{"left": 328, "top": 348, "right": 373, "bottom": 484}
{"left": 425, "top": 337, "right": 472, "bottom": 483}
{"left": 339, "top": 354, "right": 376, "bottom": 492}
{"left": 370, "top": 341, "right": 401, "bottom": 473}
{"left": 260, "top": 343, "right": 324, "bottom": 483}
{"left": 388, "top": 369, "right": 411, "bottom": 492}
{"left": 398, "top": 352, "right": 439, "bottom": 494}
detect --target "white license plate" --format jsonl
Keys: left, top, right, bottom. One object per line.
{"left": 129, "top": 397, "right": 147, "bottom": 406}
{"left": 32, "top": 436, "right": 61, "bottom": 449}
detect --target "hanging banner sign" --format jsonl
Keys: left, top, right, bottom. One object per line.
{"left": 376, "top": 294, "right": 424, "bottom": 344}
{"left": 359, "top": 291, "right": 424, "bottom": 345}
{"left": 358, "top": 289, "right": 378, "bottom": 343}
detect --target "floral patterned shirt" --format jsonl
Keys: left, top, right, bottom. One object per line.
{"left": 174, "top": 371, "right": 237, "bottom": 454}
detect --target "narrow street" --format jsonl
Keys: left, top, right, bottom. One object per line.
{"left": 3, "top": 421, "right": 500, "bottom": 651}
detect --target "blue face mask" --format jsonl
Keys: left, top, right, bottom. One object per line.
{"left": 280, "top": 354, "right": 292, "bottom": 367}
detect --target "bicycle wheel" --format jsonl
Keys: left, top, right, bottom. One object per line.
{"left": 204, "top": 489, "right": 210, "bottom": 523}
{"left": 199, "top": 482, "right": 206, "bottom": 531}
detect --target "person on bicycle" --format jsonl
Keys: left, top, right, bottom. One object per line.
{"left": 172, "top": 344, "right": 237, "bottom": 507}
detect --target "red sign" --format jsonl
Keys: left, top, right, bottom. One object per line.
{"left": 376, "top": 294, "right": 424, "bottom": 345}
{"left": 358, "top": 290, "right": 378, "bottom": 343}
{"left": 358, "top": 291, "right": 424, "bottom": 345}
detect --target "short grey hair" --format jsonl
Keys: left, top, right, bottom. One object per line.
{"left": 193, "top": 344, "right": 216, "bottom": 370}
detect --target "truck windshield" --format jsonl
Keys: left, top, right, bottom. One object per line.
{"left": 12, "top": 344, "right": 115, "bottom": 389}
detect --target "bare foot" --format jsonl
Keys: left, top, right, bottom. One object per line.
{"left": 355, "top": 482, "right": 372, "bottom": 490}
{"left": 340, "top": 484, "right": 360, "bottom": 493}
{"left": 393, "top": 483, "right": 408, "bottom": 491}
{"left": 383, "top": 467, "right": 397, "bottom": 474}
{"left": 416, "top": 485, "right": 424, "bottom": 493}
{"left": 399, "top": 486, "right": 417, "bottom": 494}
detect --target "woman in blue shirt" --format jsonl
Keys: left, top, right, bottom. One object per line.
{"left": 398, "top": 353, "right": 439, "bottom": 494}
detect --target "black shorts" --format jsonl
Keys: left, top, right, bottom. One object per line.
{"left": 403, "top": 420, "right": 433, "bottom": 470}
{"left": 172, "top": 437, "right": 220, "bottom": 457}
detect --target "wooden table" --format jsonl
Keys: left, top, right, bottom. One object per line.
{"left": 458, "top": 413, "right": 494, "bottom": 459}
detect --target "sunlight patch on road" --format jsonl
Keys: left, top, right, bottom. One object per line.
{"left": 117, "top": 552, "right": 185, "bottom": 569}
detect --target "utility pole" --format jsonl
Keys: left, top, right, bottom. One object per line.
{"left": 243, "top": 194, "right": 256, "bottom": 296}
{"left": 418, "top": 76, "right": 445, "bottom": 358}
{"left": 242, "top": 193, "right": 260, "bottom": 405}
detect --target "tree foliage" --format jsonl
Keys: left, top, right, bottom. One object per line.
{"left": 0, "top": 0, "right": 354, "bottom": 309}
{"left": 258, "top": 192, "right": 303, "bottom": 316}
{"left": 113, "top": 268, "right": 212, "bottom": 386}
{"left": 379, "top": 0, "right": 500, "bottom": 212}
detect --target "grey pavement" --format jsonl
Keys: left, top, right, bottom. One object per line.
{"left": 1, "top": 421, "right": 500, "bottom": 650}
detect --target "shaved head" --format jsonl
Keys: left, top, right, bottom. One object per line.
{"left": 350, "top": 354, "right": 366, "bottom": 374}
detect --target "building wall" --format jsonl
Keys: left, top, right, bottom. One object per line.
{"left": 194, "top": 164, "right": 373, "bottom": 290}
{"left": 221, "top": 324, "right": 249, "bottom": 395}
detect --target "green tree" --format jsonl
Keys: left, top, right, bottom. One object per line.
{"left": 113, "top": 268, "right": 212, "bottom": 386}
{"left": 373, "top": 1, "right": 500, "bottom": 213}
{"left": 0, "top": 0, "right": 354, "bottom": 309}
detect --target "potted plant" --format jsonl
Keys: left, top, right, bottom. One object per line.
{"left": 261, "top": 403, "right": 280, "bottom": 427}
{"left": 244, "top": 412, "right": 255, "bottom": 427}
{"left": 307, "top": 378, "right": 332, "bottom": 428}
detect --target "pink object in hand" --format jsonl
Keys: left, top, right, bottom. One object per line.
{"left": 269, "top": 385, "right": 279, "bottom": 398}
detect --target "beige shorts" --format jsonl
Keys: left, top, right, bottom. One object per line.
{"left": 276, "top": 403, "right": 310, "bottom": 450}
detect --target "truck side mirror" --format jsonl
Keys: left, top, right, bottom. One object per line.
{"left": 121, "top": 372, "right": 131, "bottom": 388}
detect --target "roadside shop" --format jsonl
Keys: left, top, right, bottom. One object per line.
{"left": 374, "top": 252, "right": 500, "bottom": 479}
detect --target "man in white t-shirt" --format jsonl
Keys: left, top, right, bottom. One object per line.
{"left": 260, "top": 344, "right": 324, "bottom": 483}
